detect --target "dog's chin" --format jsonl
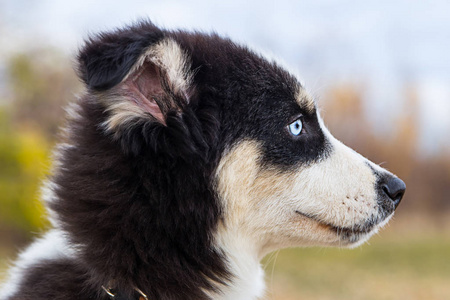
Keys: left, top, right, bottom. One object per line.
{"left": 336, "top": 225, "right": 379, "bottom": 248}
{"left": 339, "top": 214, "right": 395, "bottom": 248}
{"left": 295, "top": 210, "right": 394, "bottom": 248}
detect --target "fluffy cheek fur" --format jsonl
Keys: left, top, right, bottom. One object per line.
{"left": 215, "top": 135, "right": 381, "bottom": 256}
{"left": 292, "top": 135, "right": 378, "bottom": 229}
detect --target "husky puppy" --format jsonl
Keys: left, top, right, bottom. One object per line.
{"left": 1, "top": 21, "right": 405, "bottom": 300}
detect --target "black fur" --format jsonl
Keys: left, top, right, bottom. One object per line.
{"left": 5, "top": 20, "right": 330, "bottom": 299}
{"left": 50, "top": 97, "right": 227, "bottom": 299}
{"left": 9, "top": 259, "right": 99, "bottom": 300}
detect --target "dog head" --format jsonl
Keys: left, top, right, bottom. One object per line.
{"left": 52, "top": 21, "right": 405, "bottom": 297}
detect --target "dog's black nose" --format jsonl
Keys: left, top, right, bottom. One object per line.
{"left": 382, "top": 177, "right": 406, "bottom": 208}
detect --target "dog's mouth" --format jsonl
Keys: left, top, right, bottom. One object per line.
{"left": 295, "top": 210, "right": 386, "bottom": 245}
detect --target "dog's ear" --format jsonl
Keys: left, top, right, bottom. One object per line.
{"left": 77, "top": 22, "right": 164, "bottom": 91}
{"left": 78, "top": 23, "right": 193, "bottom": 127}
{"left": 76, "top": 22, "right": 210, "bottom": 157}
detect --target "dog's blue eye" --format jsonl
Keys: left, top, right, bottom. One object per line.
{"left": 288, "top": 119, "right": 303, "bottom": 136}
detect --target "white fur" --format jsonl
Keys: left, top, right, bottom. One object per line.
{"left": 0, "top": 230, "right": 77, "bottom": 299}
{"left": 209, "top": 225, "right": 266, "bottom": 300}
{"left": 149, "top": 39, "right": 193, "bottom": 96}
{"left": 290, "top": 130, "right": 378, "bottom": 229}
{"left": 102, "top": 96, "right": 150, "bottom": 132}
{"left": 40, "top": 180, "right": 64, "bottom": 229}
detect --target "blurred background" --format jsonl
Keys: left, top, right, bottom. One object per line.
{"left": 0, "top": 0, "right": 449, "bottom": 299}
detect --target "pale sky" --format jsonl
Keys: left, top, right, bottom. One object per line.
{"left": 1, "top": 0, "right": 449, "bottom": 152}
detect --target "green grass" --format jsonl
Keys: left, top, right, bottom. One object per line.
{"left": 262, "top": 233, "right": 450, "bottom": 300}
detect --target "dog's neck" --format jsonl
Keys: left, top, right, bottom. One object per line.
{"left": 211, "top": 225, "right": 266, "bottom": 300}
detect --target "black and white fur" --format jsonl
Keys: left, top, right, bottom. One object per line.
{"left": 1, "top": 21, "right": 405, "bottom": 300}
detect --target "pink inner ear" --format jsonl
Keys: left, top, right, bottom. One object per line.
{"left": 124, "top": 62, "right": 166, "bottom": 125}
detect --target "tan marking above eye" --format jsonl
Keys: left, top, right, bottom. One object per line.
{"left": 295, "top": 88, "right": 315, "bottom": 113}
